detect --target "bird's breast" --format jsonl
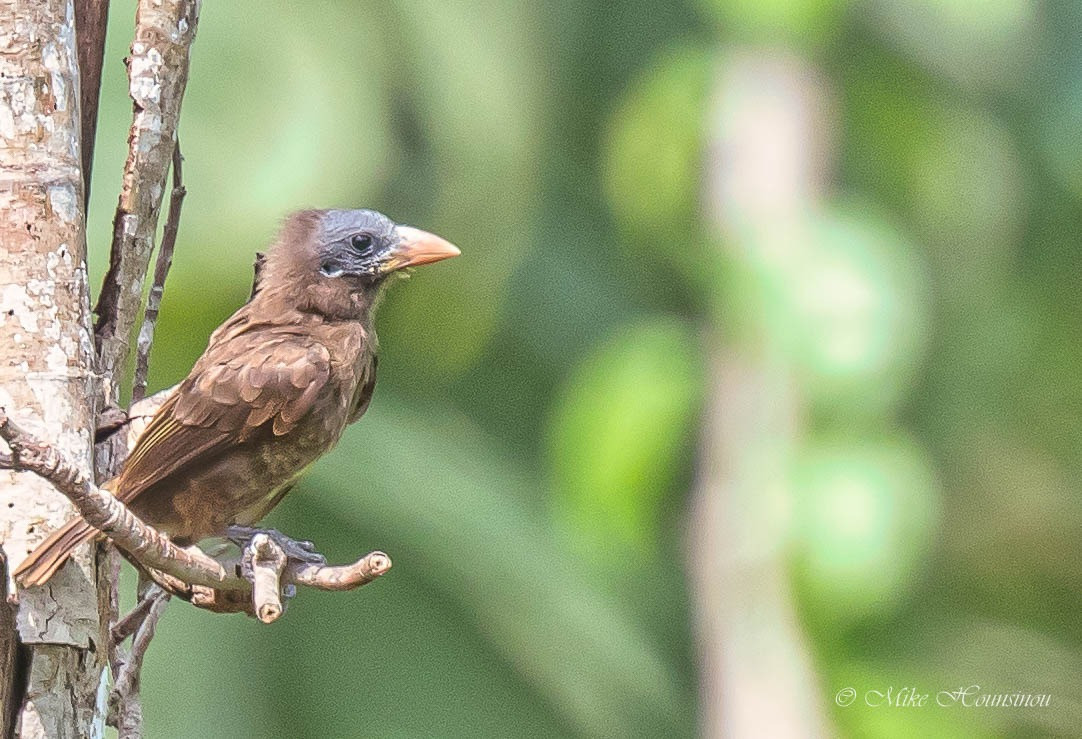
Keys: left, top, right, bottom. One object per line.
{"left": 136, "top": 386, "right": 355, "bottom": 543}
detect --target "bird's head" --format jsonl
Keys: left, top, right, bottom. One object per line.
{"left": 257, "top": 208, "right": 459, "bottom": 320}
{"left": 313, "top": 209, "right": 460, "bottom": 282}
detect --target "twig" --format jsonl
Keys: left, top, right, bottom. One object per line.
{"left": 95, "top": 0, "right": 200, "bottom": 402}
{"left": 291, "top": 551, "right": 392, "bottom": 591}
{"left": 74, "top": 0, "right": 111, "bottom": 204}
{"left": 111, "top": 589, "right": 158, "bottom": 643}
{"left": 132, "top": 143, "right": 186, "bottom": 402}
{"left": 0, "top": 407, "right": 392, "bottom": 608}
{"left": 248, "top": 534, "right": 287, "bottom": 623}
{"left": 109, "top": 586, "right": 169, "bottom": 736}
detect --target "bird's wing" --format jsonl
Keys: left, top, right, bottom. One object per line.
{"left": 347, "top": 355, "right": 378, "bottom": 424}
{"left": 114, "top": 332, "right": 332, "bottom": 503}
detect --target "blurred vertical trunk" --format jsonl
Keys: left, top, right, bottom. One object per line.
{"left": 688, "top": 50, "right": 832, "bottom": 738}
{"left": 0, "top": 1, "right": 105, "bottom": 737}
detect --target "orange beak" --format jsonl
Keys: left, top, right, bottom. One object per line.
{"left": 384, "top": 225, "right": 460, "bottom": 272}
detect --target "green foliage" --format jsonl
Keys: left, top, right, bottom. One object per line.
{"left": 697, "top": 0, "right": 844, "bottom": 44}
{"left": 781, "top": 207, "right": 928, "bottom": 417}
{"left": 546, "top": 317, "right": 703, "bottom": 561}
{"left": 790, "top": 436, "right": 940, "bottom": 624}
{"left": 603, "top": 43, "right": 712, "bottom": 248}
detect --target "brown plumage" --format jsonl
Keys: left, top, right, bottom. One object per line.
{"left": 14, "top": 209, "right": 458, "bottom": 587}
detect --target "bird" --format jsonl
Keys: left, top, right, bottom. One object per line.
{"left": 14, "top": 208, "right": 458, "bottom": 587}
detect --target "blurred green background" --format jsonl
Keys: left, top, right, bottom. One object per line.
{"left": 84, "top": 0, "right": 1080, "bottom": 737}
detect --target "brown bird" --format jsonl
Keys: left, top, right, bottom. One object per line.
{"left": 14, "top": 208, "right": 458, "bottom": 587}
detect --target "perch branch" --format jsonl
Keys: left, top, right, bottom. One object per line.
{"left": 0, "top": 408, "right": 392, "bottom": 613}
{"left": 95, "top": 0, "right": 200, "bottom": 401}
{"left": 0, "top": 408, "right": 237, "bottom": 590}
{"left": 133, "top": 143, "right": 186, "bottom": 402}
{"left": 248, "top": 534, "right": 287, "bottom": 623}
{"left": 144, "top": 549, "right": 392, "bottom": 621}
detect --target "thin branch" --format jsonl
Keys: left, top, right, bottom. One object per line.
{"left": 248, "top": 534, "right": 287, "bottom": 623}
{"left": 109, "top": 586, "right": 169, "bottom": 737}
{"left": 92, "top": 14, "right": 195, "bottom": 734}
{"left": 0, "top": 407, "right": 392, "bottom": 611}
{"left": 0, "top": 408, "right": 238, "bottom": 590}
{"left": 110, "top": 590, "right": 159, "bottom": 644}
{"left": 95, "top": 0, "right": 200, "bottom": 402}
{"left": 291, "top": 551, "right": 392, "bottom": 592}
{"left": 74, "top": 0, "right": 111, "bottom": 205}
{"left": 132, "top": 143, "right": 186, "bottom": 402}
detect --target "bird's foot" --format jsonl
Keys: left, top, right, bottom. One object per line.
{"left": 225, "top": 525, "right": 327, "bottom": 565}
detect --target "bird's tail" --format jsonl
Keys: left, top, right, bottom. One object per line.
{"left": 12, "top": 518, "right": 98, "bottom": 587}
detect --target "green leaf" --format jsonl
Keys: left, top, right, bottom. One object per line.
{"left": 602, "top": 44, "right": 712, "bottom": 262}
{"left": 546, "top": 317, "right": 704, "bottom": 561}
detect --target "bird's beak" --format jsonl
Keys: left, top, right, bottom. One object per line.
{"left": 383, "top": 225, "right": 460, "bottom": 273}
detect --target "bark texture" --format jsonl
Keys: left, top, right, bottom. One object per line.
{"left": 0, "top": 2, "right": 104, "bottom": 737}
{"left": 94, "top": 0, "right": 199, "bottom": 402}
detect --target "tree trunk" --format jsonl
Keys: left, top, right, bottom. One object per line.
{"left": 0, "top": 1, "right": 105, "bottom": 737}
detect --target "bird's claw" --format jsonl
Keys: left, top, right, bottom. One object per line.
{"left": 225, "top": 525, "right": 328, "bottom": 564}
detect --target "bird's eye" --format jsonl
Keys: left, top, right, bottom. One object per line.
{"left": 351, "top": 234, "right": 374, "bottom": 252}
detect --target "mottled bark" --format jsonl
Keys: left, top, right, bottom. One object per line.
{"left": 0, "top": 2, "right": 104, "bottom": 737}
{"left": 94, "top": 0, "right": 199, "bottom": 402}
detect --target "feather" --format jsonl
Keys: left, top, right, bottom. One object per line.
{"left": 114, "top": 326, "right": 334, "bottom": 503}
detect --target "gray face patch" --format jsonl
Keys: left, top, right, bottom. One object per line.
{"left": 317, "top": 209, "right": 400, "bottom": 280}
{"left": 320, "top": 209, "right": 397, "bottom": 245}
